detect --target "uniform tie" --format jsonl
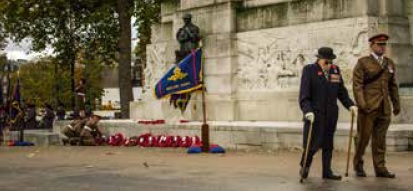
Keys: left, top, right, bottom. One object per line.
{"left": 378, "top": 57, "right": 384, "bottom": 68}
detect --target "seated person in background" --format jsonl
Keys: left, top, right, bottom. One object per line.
{"left": 79, "top": 114, "right": 103, "bottom": 146}
{"left": 56, "top": 103, "right": 66, "bottom": 120}
{"left": 38, "top": 103, "right": 55, "bottom": 129}
{"left": 61, "top": 110, "right": 87, "bottom": 145}
{"left": 25, "top": 103, "right": 37, "bottom": 129}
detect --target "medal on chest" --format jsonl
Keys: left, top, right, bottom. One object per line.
{"left": 330, "top": 65, "right": 340, "bottom": 83}
{"left": 388, "top": 66, "right": 394, "bottom": 74}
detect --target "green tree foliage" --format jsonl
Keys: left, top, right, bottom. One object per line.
{"left": 0, "top": 0, "right": 161, "bottom": 118}
{"left": 0, "top": 0, "right": 118, "bottom": 111}
{"left": 12, "top": 57, "right": 103, "bottom": 109}
{"left": 134, "top": 0, "right": 161, "bottom": 86}
{"left": 0, "top": 24, "right": 6, "bottom": 51}
{"left": 0, "top": 54, "right": 6, "bottom": 69}
{"left": 0, "top": 1, "right": 118, "bottom": 57}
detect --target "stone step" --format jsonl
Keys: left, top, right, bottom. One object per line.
{"left": 54, "top": 120, "right": 413, "bottom": 152}
{"left": 7, "top": 130, "right": 61, "bottom": 146}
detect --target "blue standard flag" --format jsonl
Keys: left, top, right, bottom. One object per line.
{"left": 154, "top": 48, "right": 203, "bottom": 99}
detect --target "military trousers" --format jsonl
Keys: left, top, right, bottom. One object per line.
{"left": 62, "top": 127, "right": 76, "bottom": 138}
{"left": 80, "top": 136, "right": 96, "bottom": 146}
{"left": 353, "top": 103, "right": 391, "bottom": 173}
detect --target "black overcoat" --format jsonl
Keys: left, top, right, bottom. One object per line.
{"left": 299, "top": 63, "right": 354, "bottom": 151}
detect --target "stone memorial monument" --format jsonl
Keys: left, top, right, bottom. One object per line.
{"left": 131, "top": 0, "right": 413, "bottom": 123}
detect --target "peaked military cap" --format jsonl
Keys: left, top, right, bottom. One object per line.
{"left": 369, "top": 33, "right": 389, "bottom": 43}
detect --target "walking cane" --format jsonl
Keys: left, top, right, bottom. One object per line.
{"left": 345, "top": 111, "right": 355, "bottom": 177}
{"left": 300, "top": 118, "right": 314, "bottom": 183}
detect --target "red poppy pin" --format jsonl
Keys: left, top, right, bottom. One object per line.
{"left": 331, "top": 65, "right": 337, "bottom": 69}
{"left": 318, "top": 71, "right": 323, "bottom": 76}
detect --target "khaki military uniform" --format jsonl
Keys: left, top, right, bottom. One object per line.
{"left": 79, "top": 122, "right": 102, "bottom": 146}
{"left": 352, "top": 55, "right": 400, "bottom": 173}
{"left": 61, "top": 119, "right": 87, "bottom": 145}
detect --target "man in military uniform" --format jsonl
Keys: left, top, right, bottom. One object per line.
{"left": 61, "top": 110, "right": 87, "bottom": 145}
{"left": 352, "top": 33, "right": 400, "bottom": 178}
{"left": 79, "top": 114, "right": 102, "bottom": 146}
{"left": 299, "top": 47, "right": 357, "bottom": 180}
{"left": 175, "top": 13, "right": 200, "bottom": 62}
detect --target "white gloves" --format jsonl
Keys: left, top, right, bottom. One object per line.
{"left": 350, "top": 106, "right": 358, "bottom": 116}
{"left": 304, "top": 112, "right": 315, "bottom": 122}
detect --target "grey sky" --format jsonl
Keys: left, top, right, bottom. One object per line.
{"left": 4, "top": 18, "right": 138, "bottom": 61}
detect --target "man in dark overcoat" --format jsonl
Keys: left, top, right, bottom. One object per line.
{"left": 299, "top": 47, "right": 357, "bottom": 180}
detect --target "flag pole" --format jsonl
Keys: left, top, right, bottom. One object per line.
{"left": 199, "top": 41, "right": 210, "bottom": 153}
{"left": 17, "top": 70, "right": 24, "bottom": 142}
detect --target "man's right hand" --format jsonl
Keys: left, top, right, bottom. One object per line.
{"left": 304, "top": 112, "right": 315, "bottom": 122}
{"left": 358, "top": 103, "right": 371, "bottom": 114}
{"left": 393, "top": 108, "right": 400, "bottom": 116}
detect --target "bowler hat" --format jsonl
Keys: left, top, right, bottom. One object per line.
{"left": 316, "top": 47, "right": 336, "bottom": 60}
{"left": 369, "top": 33, "right": 389, "bottom": 43}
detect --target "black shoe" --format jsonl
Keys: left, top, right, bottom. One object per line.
{"left": 376, "top": 171, "right": 395, "bottom": 178}
{"left": 62, "top": 139, "right": 69, "bottom": 146}
{"left": 300, "top": 167, "right": 310, "bottom": 179}
{"left": 323, "top": 173, "right": 342, "bottom": 180}
{"left": 355, "top": 168, "right": 367, "bottom": 177}
{"left": 354, "top": 165, "right": 367, "bottom": 177}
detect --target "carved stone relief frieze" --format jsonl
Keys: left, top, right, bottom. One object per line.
{"left": 236, "top": 19, "right": 371, "bottom": 90}
{"left": 144, "top": 43, "right": 169, "bottom": 93}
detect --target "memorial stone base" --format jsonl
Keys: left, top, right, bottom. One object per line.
{"left": 54, "top": 120, "right": 413, "bottom": 152}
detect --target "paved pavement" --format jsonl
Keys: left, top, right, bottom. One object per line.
{"left": 0, "top": 147, "right": 412, "bottom": 191}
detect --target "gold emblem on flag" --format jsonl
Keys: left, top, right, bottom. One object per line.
{"left": 168, "top": 67, "right": 188, "bottom": 81}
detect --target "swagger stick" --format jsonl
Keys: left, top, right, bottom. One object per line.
{"left": 300, "top": 118, "right": 314, "bottom": 183}
{"left": 345, "top": 112, "right": 355, "bottom": 177}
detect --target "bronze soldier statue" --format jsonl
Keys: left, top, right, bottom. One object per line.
{"left": 171, "top": 13, "right": 201, "bottom": 112}
{"left": 175, "top": 13, "right": 200, "bottom": 63}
